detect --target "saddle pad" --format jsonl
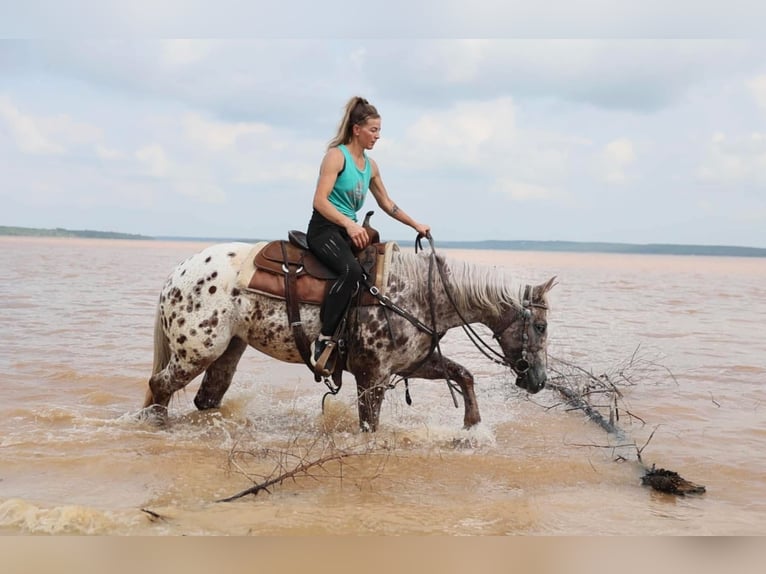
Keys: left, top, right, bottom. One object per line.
{"left": 377, "top": 241, "right": 399, "bottom": 297}
{"left": 235, "top": 242, "right": 269, "bottom": 292}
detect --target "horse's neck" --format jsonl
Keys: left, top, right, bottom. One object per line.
{"left": 435, "top": 264, "right": 500, "bottom": 328}
{"left": 395, "top": 253, "right": 518, "bottom": 330}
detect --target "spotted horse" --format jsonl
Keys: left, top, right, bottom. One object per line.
{"left": 141, "top": 233, "right": 556, "bottom": 432}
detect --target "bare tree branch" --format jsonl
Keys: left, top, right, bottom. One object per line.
{"left": 544, "top": 351, "right": 705, "bottom": 496}
{"left": 217, "top": 450, "right": 365, "bottom": 502}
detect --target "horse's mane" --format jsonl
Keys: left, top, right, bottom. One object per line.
{"left": 390, "top": 251, "right": 523, "bottom": 313}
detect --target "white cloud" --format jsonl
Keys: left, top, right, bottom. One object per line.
{"left": 597, "top": 137, "right": 636, "bottom": 184}
{"left": 172, "top": 179, "right": 226, "bottom": 204}
{"left": 349, "top": 47, "right": 367, "bottom": 72}
{"left": 132, "top": 140, "right": 228, "bottom": 203}
{"left": 697, "top": 131, "right": 766, "bottom": 186}
{"left": 0, "top": 95, "right": 103, "bottom": 155}
{"left": 135, "top": 144, "right": 171, "bottom": 177}
{"left": 95, "top": 143, "right": 125, "bottom": 160}
{"left": 0, "top": 96, "right": 64, "bottom": 154}
{"left": 747, "top": 75, "right": 766, "bottom": 111}
{"left": 160, "top": 39, "right": 214, "bottom": 68}
{"left": 395, "top": 97, "right": 516, "bottom": 168}
{"left": 491, "top": 178, "right": 558, "bottom": 201}
{"left": 183, "top": 113, "right": 271, "bottom": 151}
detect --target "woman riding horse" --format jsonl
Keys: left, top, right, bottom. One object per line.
{"left": 307, "top": 96, "right": 430, "bottom": 375}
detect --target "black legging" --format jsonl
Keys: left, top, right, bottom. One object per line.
{"left": 307, "top": 210, "right": 364, "bottom": 337}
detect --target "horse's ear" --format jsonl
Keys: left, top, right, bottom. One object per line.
{"left": 542, "top": 275, "right": 558, "bottom": 293}
{"left": 535, "top": 276, "right": 557, "bottom": 300}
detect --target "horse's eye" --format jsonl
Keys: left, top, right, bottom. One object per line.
{"left": 534, "top": 322, "right": 547, "bottom": 335}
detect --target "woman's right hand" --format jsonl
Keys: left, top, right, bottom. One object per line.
{"left": 346, "top": 221, "right": 370, "bottom": 250}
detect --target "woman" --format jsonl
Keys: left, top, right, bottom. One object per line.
{"left": 307, "top": 96, "right": 430, "bottom": 375}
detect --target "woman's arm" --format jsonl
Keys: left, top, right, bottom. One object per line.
{"left": 368, "top": 158, "right": 431, "bottom": 237}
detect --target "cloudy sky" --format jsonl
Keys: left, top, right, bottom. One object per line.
{"left": 1, "top": 34, "right": 765, "bottom": 246}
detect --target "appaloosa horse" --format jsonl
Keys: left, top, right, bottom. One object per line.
{"left": 142, "top": 240, "right": 556, "bottom": 431}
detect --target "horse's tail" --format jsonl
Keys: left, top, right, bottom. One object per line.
{"left": 143, "top": 300, "right": 170, "bottom": 408}
{"left": 151, "top": 300, "right": 170, "bottom": 375}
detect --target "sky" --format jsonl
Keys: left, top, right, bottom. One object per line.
{"left": 1, "top": 8, "right": 765, "bottom": 246}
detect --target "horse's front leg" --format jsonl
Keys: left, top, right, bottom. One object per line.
{"left": 354, "top": 371, "right": 388, "bottom": 432}
{"left": 403, "top": 355, "right": 481, "bottom": 428}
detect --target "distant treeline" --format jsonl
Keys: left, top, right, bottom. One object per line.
{"left": 3, "top": 226, "right": 765, "bottom": 257}
{"left": 433, "top": 239, "right": 766, "bottom": 258}
{"left": 0, "top": 226, "right": 151, "bottom": 240}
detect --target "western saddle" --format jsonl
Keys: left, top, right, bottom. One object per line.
{"left": 246, "top": 211, "right": 390, "bottom": 382}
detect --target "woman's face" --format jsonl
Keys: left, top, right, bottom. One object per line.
{"left": 353, "top": 117, "right": 381, "bottom": 150}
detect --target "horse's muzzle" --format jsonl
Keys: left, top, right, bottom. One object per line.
{"left": 515, "top": 367, "right": 546, "bottom": 394}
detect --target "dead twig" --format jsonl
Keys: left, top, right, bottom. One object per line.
{"left": 140, "top": 508, "right": 167, "bottom": 522}
{"left": 217, "top": 450, "right": 364, "bottom": 502}
{"left": 636, "top": 425, "right": 659, "bottom": 464}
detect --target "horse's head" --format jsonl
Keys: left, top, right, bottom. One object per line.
{"left": 492, "top": 276, "right": 556, "bottom": 394}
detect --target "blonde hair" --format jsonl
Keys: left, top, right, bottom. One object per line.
{"left": 327, "top": 96, "right": 380, "bottom": 149}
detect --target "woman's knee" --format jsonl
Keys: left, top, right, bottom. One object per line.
{"left": 345, "top": 261, "right": 364, "bottom": 283}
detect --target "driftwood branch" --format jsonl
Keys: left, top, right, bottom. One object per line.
{"left": 216, "top": 427, "right": 389, "bottom": 503}
{"left": 140, "top": 508, "right": 167, "bottom": 522}
{"left": 546, "top": 349, "right": 705, "bottom": 496}
{"left": 217, "top": 450, "right": 364, "bottom": 502}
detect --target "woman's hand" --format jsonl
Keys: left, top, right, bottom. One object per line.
{"left": 346, "top": 221, "right": 370, "bottom": 250}
{"left": 413, "top": 222, "right": 431, "bottom": 239}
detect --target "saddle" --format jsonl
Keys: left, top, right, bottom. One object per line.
{"left": 247, "top": 211, "right": 386, "bottom": 307}
{"left": 246, "top": 211, "right": 392, "bottom": 380}
{"left": 247, "top": 237, "right": 388, "bottom": 306}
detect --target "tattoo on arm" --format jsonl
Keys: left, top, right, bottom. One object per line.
{"left": 392, "top": 204, "right": 399, "bottom": 216}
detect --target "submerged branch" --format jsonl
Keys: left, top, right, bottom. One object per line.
{"left": 545, "top": 349, "right": 705, "bottom": 496}
{"left": 217, "top": 450, "right": 364, "bottom": 503}
{"left": 546, "top": 380, "right": 625, "bottom": 439}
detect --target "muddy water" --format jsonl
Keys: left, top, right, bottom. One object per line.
{"left": 1, "top": 237, "right": 764, "bottom": 534}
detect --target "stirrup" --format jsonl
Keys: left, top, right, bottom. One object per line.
{"left": 313, "top": 340, "right": 337, "bottom": 377}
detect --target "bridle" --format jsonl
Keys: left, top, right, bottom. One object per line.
{"left": 488, "top": 283, "right": 549, "bottom": 376}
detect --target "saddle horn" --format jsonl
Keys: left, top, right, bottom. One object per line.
{"left": 361, "top": 210, "right": 380, "bottom": 246}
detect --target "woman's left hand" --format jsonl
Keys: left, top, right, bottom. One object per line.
{"left": 413, "top": 222, "right": 431, "bottom": 238}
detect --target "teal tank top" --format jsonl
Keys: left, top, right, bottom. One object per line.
{"left": 327, "top": 144, "right": 371, "bottom": 222}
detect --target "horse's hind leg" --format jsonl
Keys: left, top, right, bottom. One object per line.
{"left": 194, "top": 336, "right": 248, "bottom": 410}
{"left": 403, "top": 355, "right": 481, "bottom": 428}
{"left": 143, "top": 357, "right": 209, "bottom": 420}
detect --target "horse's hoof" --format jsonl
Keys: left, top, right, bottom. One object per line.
{"left": 137, "top": 404, "right": 169, "bottom": 426}
{"left": 194, "top": 395, "right": 221, "bottom": 411}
